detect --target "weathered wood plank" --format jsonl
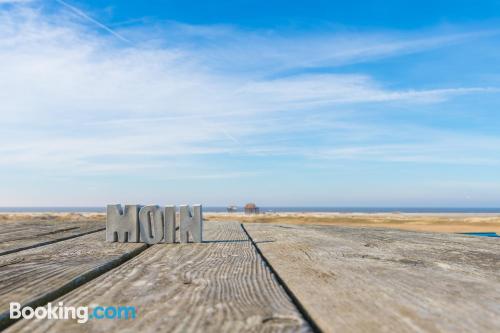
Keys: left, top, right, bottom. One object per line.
{"left": 243, "top": 223, "right": 500, "bottom": 333}
{"left": 0, "top": 232, "right": 146, "bottom": 328}
{"left": 9, "top": 222, "right": 311, "bottom": 333}
{"left": 0, "top": 220, "right": 105, "bottom": 256}
{"left": 0, "top": 219, "right": 103, "bottom": 241}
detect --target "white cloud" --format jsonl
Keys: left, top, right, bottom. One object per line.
{"left": 238, "top": 75, "right": 499, "bottom": 106}
{"left": 0, "top": 2, "right": 498, "bottom": 179}
{"left": 154, "top": 22, "right": 500, "bottom": 75}
{"left": 54, "top": 0, "right": 131, "bottom": 43}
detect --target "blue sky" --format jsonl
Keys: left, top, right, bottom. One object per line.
{"left": 1, "top": 0, "right": 500, "bottom": 207}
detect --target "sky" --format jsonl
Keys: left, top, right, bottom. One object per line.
{"left": 1, "top": 0, "right": 500, "bottom": 207}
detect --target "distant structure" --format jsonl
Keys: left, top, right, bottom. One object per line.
{"left": 227, "top": 205, "right": 238, "bottom": 213}
{"left": 244, "top": 203, "right": 259, "bottom": 214}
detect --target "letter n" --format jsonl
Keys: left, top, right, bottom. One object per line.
{"left": 106, "top": 205, "right": 140, "bottom": 242}
{"left": 180, "top": 205, "right": 203, "bottom": 243}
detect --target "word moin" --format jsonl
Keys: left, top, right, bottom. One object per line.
{"left": 106, "top": 204, "right": 202, "bottom": 244}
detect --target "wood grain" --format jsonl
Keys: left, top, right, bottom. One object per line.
{"left": 0, "top": 232, "right": 146, "bottom": 329}
{"left": 243, "top": 223, "right": 500, "bottom": 333}
{"left": 9, "top": 222, "right": 311, "bottom": 333}
{"left": 0, "top": 220, "right": 105, "bottom": 256}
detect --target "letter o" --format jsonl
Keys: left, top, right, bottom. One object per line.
{"left": 34, "top": 307, "right": 47, "bottom": 319}
{"left": 105, "top": 307, "right": 116, "bottom": 319}
{"left": 22, "top": 307, "right": 35, "bottom": 319}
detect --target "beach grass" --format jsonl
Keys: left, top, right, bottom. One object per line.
{"left": 1, "top": 212, "right": 499, "bottom": 234}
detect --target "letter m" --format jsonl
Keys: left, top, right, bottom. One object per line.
{"left": 106, "top": 204, "right": 140, "bottom": 242}
{"left": 180, "top": 205, "right": 203, "bottom": 243}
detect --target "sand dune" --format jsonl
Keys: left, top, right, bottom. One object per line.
{"left": 0, "top": 212, "right": 499, "bottom": 234}
{"left": 0, "top": 212, "right": 105, "bottom": 223}
{"left": 204, "top": 212, "right": 500, "bottom": 233}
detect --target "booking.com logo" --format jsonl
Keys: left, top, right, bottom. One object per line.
{"left": 10, "top": 302, "right": 137, "bottom": 323}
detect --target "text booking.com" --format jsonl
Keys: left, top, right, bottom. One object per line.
{"left": 10, "top": 302, "right": 137, "bottom": 323}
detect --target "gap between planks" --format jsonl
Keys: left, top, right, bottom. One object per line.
{"left": 0, "top": 228, "right": 105, "bottom": 257}
{"left": 1, "top": 221, "right": 319, "bottom": 332}
{"left": 0, "top": 232, "right": 147, "bottom": 330}
{"left": 7, "top": 222, "right": 312, "bottom": 333}
{"left": 242, "top": 223, "right": 500, "bottom": 333}
{"left": 241, "top": 224, "right": 322, "bottom": 333}
{"left": 0, "top": 220, "right": 106, "bottom": 257}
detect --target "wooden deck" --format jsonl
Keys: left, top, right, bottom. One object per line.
{"left": 0, "top": 219, "right": 499, "bottom": 332}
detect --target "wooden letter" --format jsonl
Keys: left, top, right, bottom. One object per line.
{"left": 163, "top": 205, "right": 176, "bottom": 243}
{"left": 180, "top": 204, "right": 203, "bottom": 243}
{"left": 139, "top": 205, "right": 164, "bottom": 244}
{"left": 106, "top": 204, "right": 140, "bottom": 242}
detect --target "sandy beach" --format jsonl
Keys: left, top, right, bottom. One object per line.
{"left": 1, "top": 212, "right": 499, "bottom": 234}
{"left": 205, "top": 212, "right": 500, "bottom": 233}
